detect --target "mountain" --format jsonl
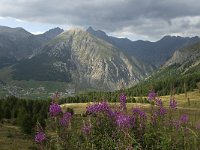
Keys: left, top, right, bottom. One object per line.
{"left": 162, "top": 41, "right": 200, "bottom": 81}
{"left": 1, "top": 25, "right": 200, "bottom": 95}
{"left": 0, "top": 26, "right": 39, "bottom": 60}
{"left": 129, "top": 41, "right": 200, "bottom": 96}
{"left": 0, "top": 26, "right": 63, "bottom": 61}
{"left": 12, "top": 28, "right": 154, "bottom": 91}
{"left": 164, "top": 42, "right": 200, "bottom": 68}
{"left": 36, "top": 27, "right": 64, "bottom": 43}
{"left": 87, "top": 27, "right": 200, "bottom": 67}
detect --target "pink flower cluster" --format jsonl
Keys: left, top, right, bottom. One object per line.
{"left": 60, "top": 112, "right": 72, "bottom": 127}
{"left": 35, "top": 131, "right": 45, "bottom": 143}
{"left": 115, "top": 113, "right": 132, "bottom": 128}
{"left": 86, "top": 101, "right": 111, "bottom": 114}
{"left": 49, "top": 102, "right": 62, "bottom": 116}
{"left": 120, "top": 93, "right": 127, "bottom": 111}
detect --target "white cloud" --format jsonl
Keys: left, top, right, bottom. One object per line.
{"left": 30, "top": 31, "right": 44, "bottom": 35}
{"left": 0, "top": 0, "right": 200, "bottom": 40}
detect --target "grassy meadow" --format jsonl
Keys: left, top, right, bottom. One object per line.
{"left": 62, "top": 89, "right": 200, "bottom": 112}
{"left": 0, "top": 90, "right": 200, "bottom": 149}
{"left": 0, "top": 122, "right": 37, "bottom": 150}
{"left": 61, "top": 89, "right": 200, "bottom": 125}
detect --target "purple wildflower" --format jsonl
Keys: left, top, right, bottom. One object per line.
{"left": 107, "top": 109, "right": 116, "bottom": 118}
{"left": 108, "top": 109, "right": 122, "bottom": 120}
{"left": 172, "top": 120, "right": 181, "bottom": 129}
{"left": 120, "top": 93, "right": 127, "bottom": 111}
{"left": 180, "top": 114, "right": 189, "bottom": 123}
{"left": 154, "top": 98, "right": 167, "bottom": 116}
{"left": 132, "top": 108, "right": 147, "bottom": 119}
{"left": 60, "top": 112, "right": 72, "bottom": 127}
{"left": 82, "top": 125, "right": 91, "bottom": 135}
{"left": 115, "top": 113, "right": 131, "bottom": 128}
{"left": 157, "top": 107, "right": 167, "bottom": 116}
{"left": 151, "top": 113, "right": 158, "bottom": 125}
{"left": 82, "top": 121, "right": 92, "bottom": 135}
{"left": 49, "top": 102, "right": 62, "bottom": 116}
{"left": 148, "top": 90, "right": 157, "bottom": 100}
{"left": 169, "top": 98, "right": 177, "bottom": 110}
{"left": 155, "top": 98, "right": 163, "bottom": 107}
{"left": 35, "top": 131, "right": 45, "bottom": 143}
{"left": 86, "top": 101, "right": 110, "bottom": 114}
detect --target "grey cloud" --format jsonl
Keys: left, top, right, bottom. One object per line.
{"left": 0, "top": 0, "right": 200, "bottom": 40}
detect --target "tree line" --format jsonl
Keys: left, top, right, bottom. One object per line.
{"left": 59, "top": 69, "right": 200, "bottom": 104}
{"left": 0, "top": 96, "right": 50, "bottom": 134}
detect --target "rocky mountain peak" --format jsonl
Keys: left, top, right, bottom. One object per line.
{"left": 14, "top": 27, "right": 152, "bottom": 91}
{"left": 164, "top": 41, "right": 200, "bottom": 68}
{"left": 86, "top": 26, "right": 110, "bottom": 41}
{"left": 41, "top": 27, "right": 64, "bottom": 38}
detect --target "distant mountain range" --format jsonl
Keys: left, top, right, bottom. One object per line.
{"left": 87, "top": 27, "right": 200, "bottom": 67}
{"left": 0, "top": 25, "right": 200, "bottom": 95}
{"left": 0, "top": 26, "right": 63, "bottom": 68}
{"left": 131, "top": 40, "right": 200, "bottom": 96}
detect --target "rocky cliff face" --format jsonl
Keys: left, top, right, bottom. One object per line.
{"left": 164, "top": 42, "right": 200, "bottom": 69}
{"left": 15, "top": 28, "right": 153, "bottom": 91}
{"left": 47, "top": 29, "right": 154, "bottom": 90}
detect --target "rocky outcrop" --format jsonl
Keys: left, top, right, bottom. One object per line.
{"left": 26, "top": 28, "right": 153, "bottom": 91}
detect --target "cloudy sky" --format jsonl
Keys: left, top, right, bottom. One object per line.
{"left": 0, "top": 0, "right": 200, "bottom": 41}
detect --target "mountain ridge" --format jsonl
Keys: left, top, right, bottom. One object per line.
{"left": 0, "top": 26, "right": 64, "bottom": 60}
{"left": 87, "top": 26, "right": 200, "bottom": 67}
{"left": 12, "top": 28, "right": 153, "bottom": 91}
{"left": 0, "top": 25, "right": 200, "bottom": 95}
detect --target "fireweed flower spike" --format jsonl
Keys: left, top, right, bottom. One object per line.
{"left": 157, "top": 107, "right": 167, "bottom": 116}
{"left": 115, "top": 113, "right": 131, "bottom": 129}
{"left": 49, "top": 102, "right": 62, "bottom": 116}
{"left": 60, "top": 112, "right": 72, "bottom": 127}
{"left": 132, "top": 108, "right": 147, "bottom": 119}
{"left": 172, "top": 120, "right": 181, "bottom": 129}
{"left": 49, "top": 92, "right": 62, "bottom": 117}
{"left": 169, "top": 98, "right": 177, "bottom": 110}
{"left": 86, "top": 101, "right": 110, "bottom": 114}
{"left": 120, "top": 93, "right": 127, "bottom": 111}
{"left": 35, "top": 131, "right": 46, "bottom": 143}
{"left": 82, "top": 124, "right": 91, "bottom": 135}
{"left": 180, "top": 114, "right": 189, "bottom": 123}
{"left": 35, "top": 121, "right": 46, "bottom": 144}
{"left": 148, "top": 90, "right": 157, "bottom": 101}
{"left": 82, "top": 120, "right": 92, "bottom": 135}
{"left": 155, "top": 98, "right": 163, "bottom": 107}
